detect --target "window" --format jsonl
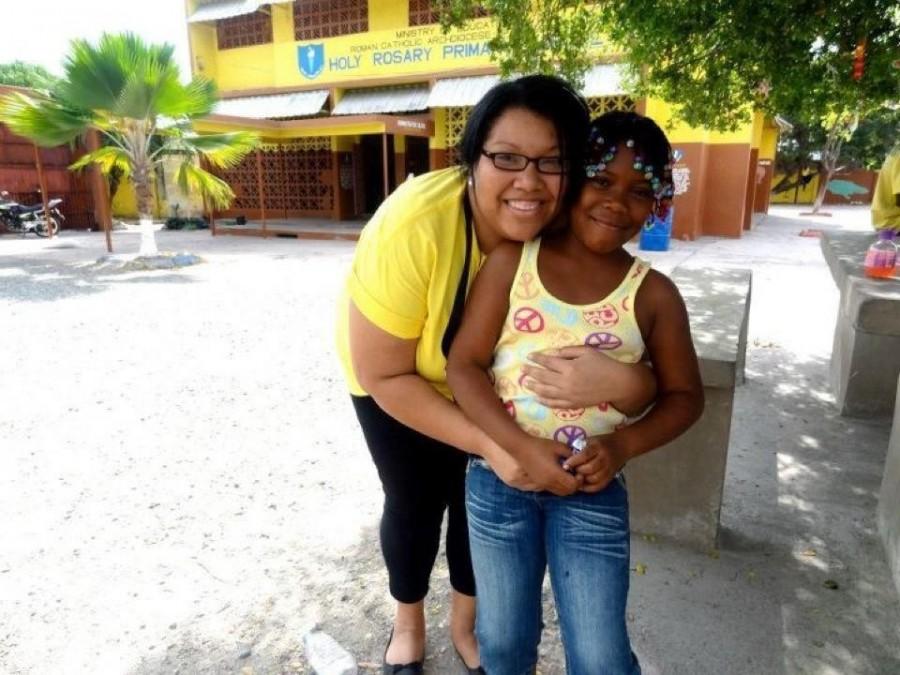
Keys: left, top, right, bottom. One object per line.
{"left": 217, "top": 9, "right": 273, "bottom": 50}
{"left": 293, "top": 0, "right": 368, "bottom": 41}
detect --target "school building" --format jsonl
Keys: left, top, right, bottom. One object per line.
{"left": 183, "top": 0, "right": 782, "bottom": 239}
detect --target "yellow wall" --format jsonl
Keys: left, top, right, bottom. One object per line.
{"left": 431, "top": 108, "right": 447, "bottom": 150}
{"left": 369, "top": 0, "right": 409, "bottom": 31}
{"left": 770, "top": 172, "right": 820, "bottom": 204}
{"left": 643, "top": 98, "right": 754, "bottom": 145}
{"left": 332, "top": 135, "right": 356, "bottom": 152}
{"left": 188, "top": 23, "right": 219, "bottom": 81}
{"left": 194, "top": 119, "right": 389, "bottom": 137}
{"left": 760, "top": 126, "right": 778, "bottom": 161}
{"left": 751, "top": 111, "right": 764, "bottom": 149}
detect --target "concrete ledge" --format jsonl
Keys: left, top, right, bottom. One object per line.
{"left": 878, "top": 376, "right": 900, "bottom": 600}
{"left": 821, "top": 232, "right": 900, "bottom": 335}
{"left": 821, "top": 232, "right": 900, "bottom": 417}
{"left": 625, "top": 266, "right": 752, "bottom": 550}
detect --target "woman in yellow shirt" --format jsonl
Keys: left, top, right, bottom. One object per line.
{"left": 336, "top": 75, "right": 656, "bottom": 674}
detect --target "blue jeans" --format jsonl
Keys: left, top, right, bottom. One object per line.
{"left": 466, "top": 460, "right": 640, "bottom": 675}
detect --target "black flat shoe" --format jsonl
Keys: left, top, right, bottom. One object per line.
{"left": 454, "top": 645, "right": 486, "bottom": 675}
{"left": 383, "top": 628, "right": 424, "bottom": 675}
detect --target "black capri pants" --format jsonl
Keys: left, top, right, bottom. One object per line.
{"left": 352, "top": 394, "right": 476, "bottom": 603}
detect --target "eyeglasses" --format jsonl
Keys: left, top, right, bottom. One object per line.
{"left": 481, "top": 150, "right": 567, "bottom": 175}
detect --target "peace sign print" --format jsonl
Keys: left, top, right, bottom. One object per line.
{"left": 513, "top": 271, "right": 539, "bottom": 300}
{"left": 583, "top": 304, "right": 619, "bottom": 328}
{"left": 504, "top": 400, "right": 517, "bottom": 419}
{"left": 553, "top": 407, "right": 585, "bottom": 421}
{"left": 543, "top": 327, "right": 577, "bottom": 349}
{"left": 630, "top": 263, "right": 645, "bottom": 280}
{"left": 585, "top": 332, "right": 623, "bottom": 350}
{"left": 554, "top": 425, "right": 587, "bottom": 446}
{"left": 513, "top": 307, "right": 545, "bottom": 333}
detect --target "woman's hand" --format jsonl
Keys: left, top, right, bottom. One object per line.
{"left": 518, "top": 438, "right": 580, "bottom": 496}
{"left": 478, "top": 439, "right": 540, "bottom": 492}
{"left": 521, "top": 346, "right": 657, "bottom": 415}
{"left": 562, "top": 433, "right": 631, "bottom": 493}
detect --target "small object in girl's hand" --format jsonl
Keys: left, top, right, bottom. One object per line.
{"left": 562, "top": 437, "right": 586, "bottom": 473}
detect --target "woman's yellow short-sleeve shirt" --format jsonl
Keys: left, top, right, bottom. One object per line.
{"left": 335, "top": 167, "right": 483, "bottom": 398}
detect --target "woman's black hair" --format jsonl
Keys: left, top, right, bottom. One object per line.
{"left": 585, "top": 111, "right": 675, "bottom": 213}
{"left": 458, "top": 74, "right": 590, "bottom": 207}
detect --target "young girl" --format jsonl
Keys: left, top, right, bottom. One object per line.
{"left": 447, "top": 111, "right": 705, "bottom": 675}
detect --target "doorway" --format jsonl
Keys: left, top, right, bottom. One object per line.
{"left": 359, "top": 134, "right": 395, "bottom": 216}
{"left": 405, "top": 136, "right": 430, "bottom": 177}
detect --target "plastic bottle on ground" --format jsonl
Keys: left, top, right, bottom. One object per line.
{"left": 864, "top": 230, "right": 898, "bottom": 279}
{"left": 302, "top": 630, "right": 358, "bottom": 675}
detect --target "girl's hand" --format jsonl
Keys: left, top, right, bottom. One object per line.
{"left": 520, "top": 438, "right": 580, "bottom": 496}
{"left": 563, "top": 433, "right": 631, "bottom": 493}
{"left": 522, "top": 346, "right": 656, "bottom": 415}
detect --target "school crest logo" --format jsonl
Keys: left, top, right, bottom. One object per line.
{"left": 298, "top": 43, "right": 325, "bottom": 79}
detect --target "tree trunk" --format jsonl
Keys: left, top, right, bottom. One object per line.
{"left": 133, "top": 166, "right": 158, "bottom": 256}
{"left": 810, "top": 121, "right": 848, "bottom": 215}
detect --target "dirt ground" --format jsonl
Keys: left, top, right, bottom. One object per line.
{"left": 1, "top": 208, "right": 899, "bottom": 674}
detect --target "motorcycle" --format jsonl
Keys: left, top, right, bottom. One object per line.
{"left": 0, "top": 191, "right": 64, "bottom": 237}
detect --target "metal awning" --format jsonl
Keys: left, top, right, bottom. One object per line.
{"left": 425, "top": 66, "right": 628, "bottom": 109}
{"left": 213, "top": 90, "right": 329, "bottom": 119}
{"left": 581, "top": 64, "right": 627, "bottom": 97}
{"left": 426, "top": 75, "right": 500, "bottom": 107}
{"left": 332, "top": 85, "right": 431, "bottom": 116}
{"left": 188, "top": 0, "right": 292, "bottom": 23}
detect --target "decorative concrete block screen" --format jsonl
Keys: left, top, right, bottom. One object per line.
{"left": 294, "top": 0, "right": 368, "bottom": 41}
{"left": 217, "top": 10, "right": 273, "bottom": 50}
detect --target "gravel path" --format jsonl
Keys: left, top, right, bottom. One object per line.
{"left": 1, "top": 215, "right": 899, "bottom": 675}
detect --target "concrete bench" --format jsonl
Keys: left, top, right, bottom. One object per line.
{"left": 624, "top": 266, "right": 752, "bottom": 550}
{"left": 878, "top": 375, "right": 900, "bottom": 599}
{"left": 820, "top": 232, "right": 900, "bottom": 417}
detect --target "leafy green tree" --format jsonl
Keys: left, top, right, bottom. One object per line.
{"left": 0, "top": 33, "right": 257, "bottom": 254}
{"left": 440, "top": 1, "right": 899, "bottom": 214}
{"left": 775, "top": 106, "right": 900, "bottom": 198}
{"left": 0, "top": 61, "right": 58, "bottom": 89}
{"left": 436, "top": 0, "right": 602, "bottom": 87}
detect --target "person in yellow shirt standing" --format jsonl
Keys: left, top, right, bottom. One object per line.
{"left": 873, "top": 147, "right": 900, "bottom": 230}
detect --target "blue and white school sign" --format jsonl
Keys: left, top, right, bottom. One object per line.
{"left": 298, "top": 43, "right": 325, "bottom": 79}
{"left": 295, "top": 22, "right": 493, "bottom": 82}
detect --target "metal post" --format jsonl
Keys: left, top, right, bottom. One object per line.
{"left": 255, "top": 148, "right": 267, "bottom": 237}
{"left": 32, "top": 144, "right": 53, "bottom": 239}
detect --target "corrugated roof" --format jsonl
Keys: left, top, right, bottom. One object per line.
{"left": 582, "top": 64, "right": 627, "bottom": 97}
{"left": 188, "top": 0, "right": 292, "bottom": 23}
{"left": 425, "top": 75, "right": 501, "bottom": 108}
{"left": 213, "top": 90, "right": 329, "bottom": 119}
{"left": 332, "top": 86, "right": 430, "bottom": 116}
{"left": 425, "top": 67, "right": 628, "bottom": 108}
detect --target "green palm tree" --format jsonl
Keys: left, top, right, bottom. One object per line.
{"left": 0, "top": 33, "right": 258, "bottom": 254}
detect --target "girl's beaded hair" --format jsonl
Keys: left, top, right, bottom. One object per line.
{"left": 585, "top": 111, "right": 675, "bottom": 218}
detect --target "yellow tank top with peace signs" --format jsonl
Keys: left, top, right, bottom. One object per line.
{"left": 490, "top": 238, "right": 651, "bottom": 446}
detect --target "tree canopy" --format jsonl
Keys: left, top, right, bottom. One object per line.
{"left": 0, "top": 61, "right": 58, "bottom": 89}
{"left": 440, "top": 1, "right": 899, "bottom": 132}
